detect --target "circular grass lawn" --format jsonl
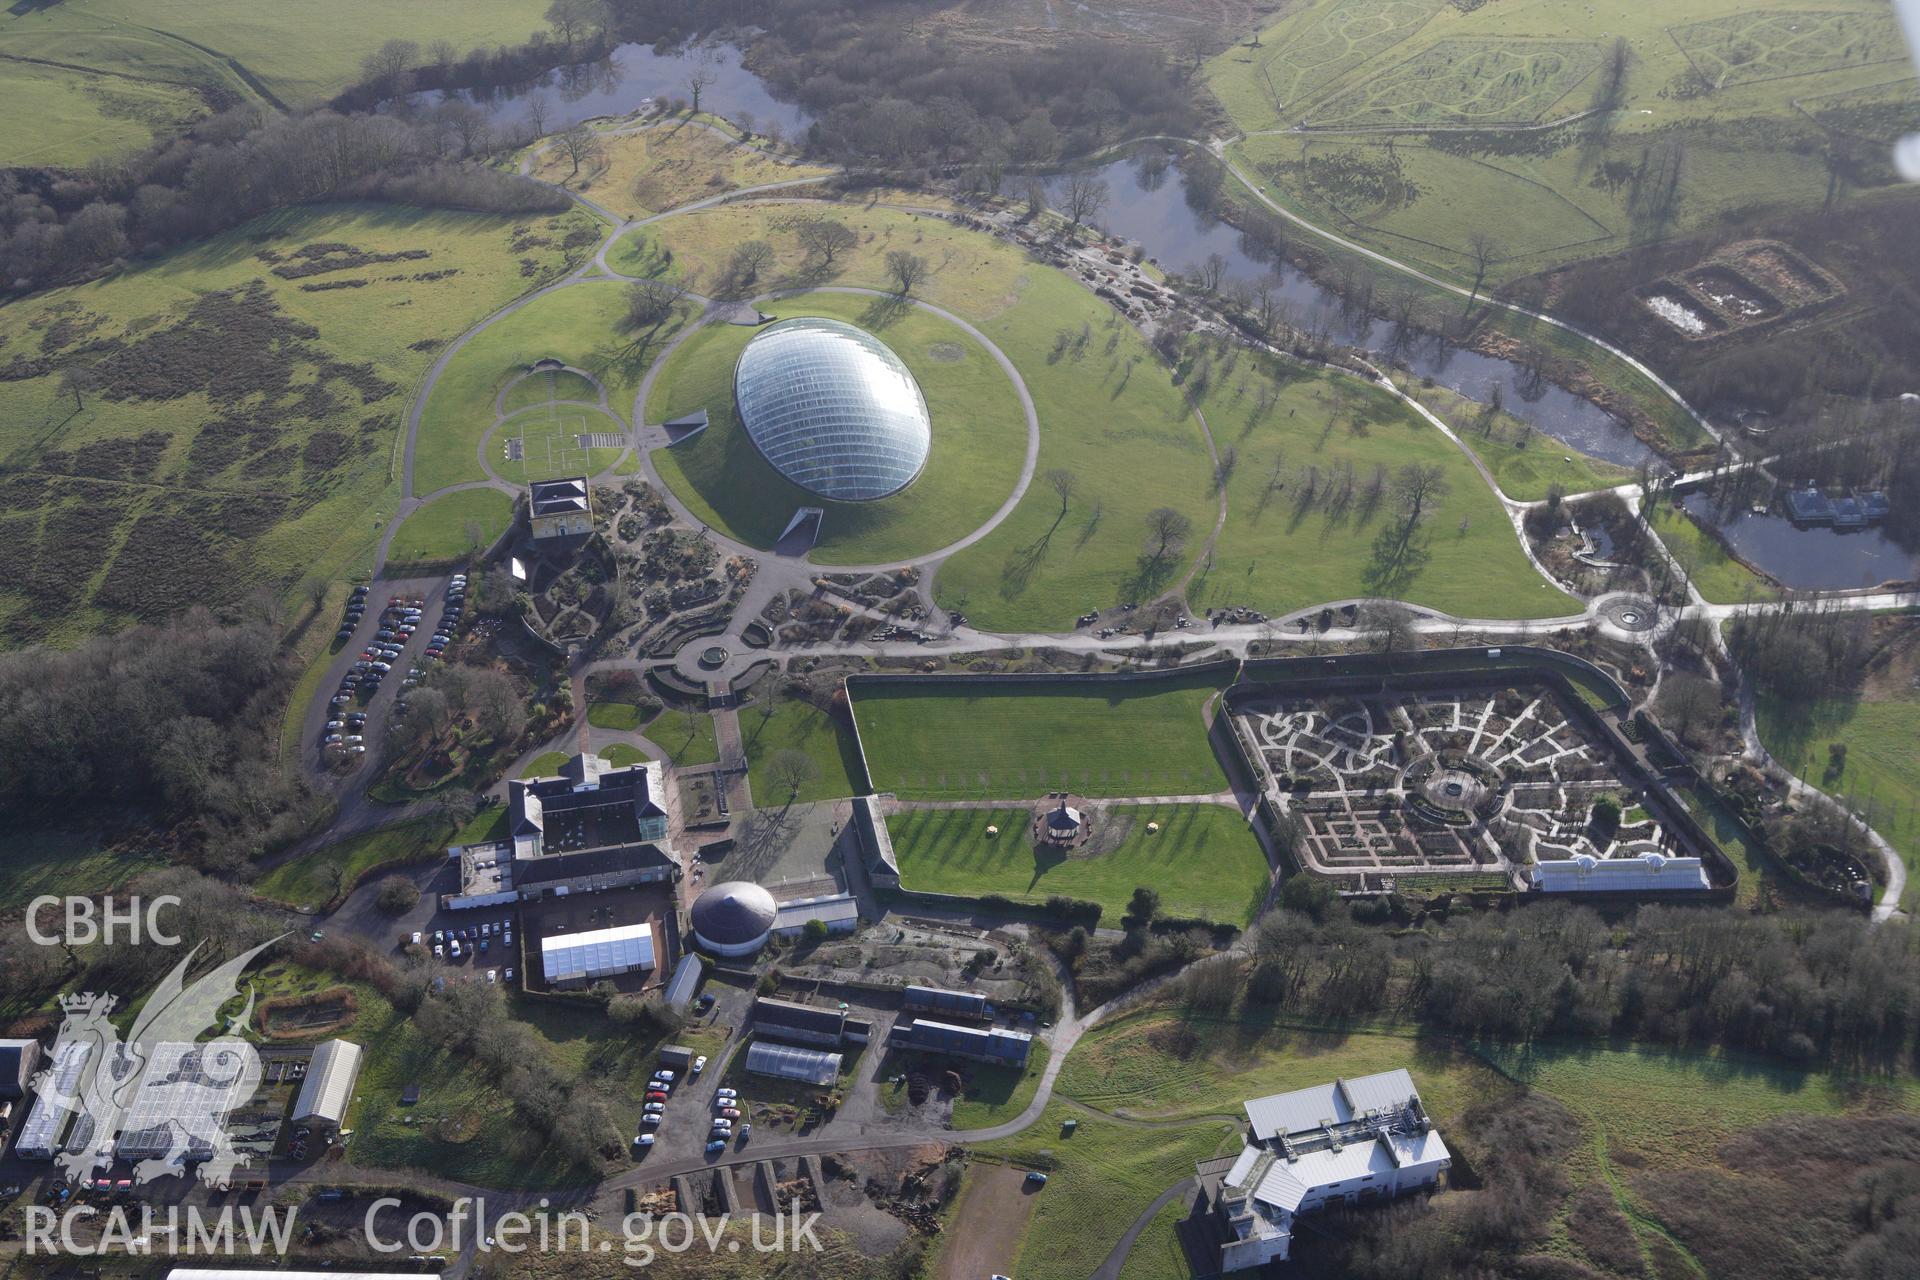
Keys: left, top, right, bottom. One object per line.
{"left": 644, "top": 291, "right": 1028, "bottom": 564}
{"left": 489, "top": 403, "right": 628, "bottom": 484}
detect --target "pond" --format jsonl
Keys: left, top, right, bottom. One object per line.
{"left": 397, "top": 41, "right": 814, "bottom": 138}
{"left": 1681, "top": 491, "right": 1920, "bottom": 591}
{"left": 1043, "top": 150, "right": 1658, "bottom": 470}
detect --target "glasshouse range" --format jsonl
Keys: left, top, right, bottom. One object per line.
{"left": 732, "top": 317, "right": 931, "bottom": 501}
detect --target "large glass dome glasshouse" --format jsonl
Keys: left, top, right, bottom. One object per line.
{"left": 732, "top": 316, "right": 931, "bottom": 502}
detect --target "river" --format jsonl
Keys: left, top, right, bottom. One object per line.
{"left": 1044, "top": 150, "right": 1659, "bottom": 470}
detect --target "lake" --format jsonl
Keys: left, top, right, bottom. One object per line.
{"left": 1681, "top": 491, "right": 1919, "bottom": 591}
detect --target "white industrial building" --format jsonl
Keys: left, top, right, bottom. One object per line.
{"left": 1202, "top": 1070, "right": 1450, "bottom": 1271}
{"left": 1531, "top": 851, "right": 1710, "bottom": 893}
{"left": 745, "top": 1040, "right": 842, "bottom": 1087}
{"left": 663, "top": 953, "right": 705, "bottom": 1011}
{"left": 540, "top": 922, "right": 657, "bottom": 985}
{"left": 292, "top": 1039, "right": 362, "bottom": 1130}
{"left": 771, "top": 892, "right": 859, "bottom": 939}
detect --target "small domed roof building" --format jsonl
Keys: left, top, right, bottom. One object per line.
{"left": 690, "top": 880, "right": 778, "bottom": 956}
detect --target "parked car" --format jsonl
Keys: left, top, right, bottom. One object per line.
{"left": 705, "top": 1140, "right": 727, "bottom": 1154}
{"left": 692, "top": 1055, "right": 707, "bottom": 1075}
{"left": 504, "top": 967, "right": 514, "bottom": 981}
{"left": 633, "top": 1134, "right": 655, "bottom": 1149}
{"left": 325, "top": 734, "right": 344, "bottom": 744}
{"left": 433, "top": 945, "right": 444, "bottom": 959}
{"left": 654, "top": 1070, "right": 676, "bottom": 1082}
{"left": 715, "top": 1088, "right": 737, "bottom": 1099}
{"left": 410, "top": 932, "right": 422, "bottom": 946}
{"left": 485, "top": 969, "right": 497, "bottom": 984}
{"left": 639, "top": 1114, "right": 661, "bottom": 1128}
{"left": 718, "top": 1107, "right": 740, "bottom": 1120}
{"left": 643, "top": 1102, "right": 665, "bottom": 1114}
{"left": 737, "top": 1123, "right": 751, "bottom": 1140}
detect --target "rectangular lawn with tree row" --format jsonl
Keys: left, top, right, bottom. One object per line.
{"left": 888, "top": 802, "right": 1271, "bottom": 926}
{"left": 849, "top": 672, "right": 1230, "bottom": 798}
{"left": 742, "top": 697, "right": 864, "bottom": 805}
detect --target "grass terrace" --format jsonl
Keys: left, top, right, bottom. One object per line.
{"left": 849, "top": 672, "right": 1229, "bottom": 799}
{"left": 889, "top": 802, "right": 1271, "bottom": 926}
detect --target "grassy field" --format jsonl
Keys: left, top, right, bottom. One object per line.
{"left": 642, "top": 200, "right": 1035, "bottom": 321}
{"left": 253, "top": 815, "right": 452, "bottom": 910}
{"left": 740, "top": 697, "right": 864, "bottom": 805}
{"left": 529, "top": 121, "right": 830, "bottom": 221}
{"left": 0, "top": 1, "right": 553, "bottom": 119}
{"left": 1645, "top": 500, "right": 1771, "bottom": 605}
{"left": 0, "top": 58, "right": 207, "bottom": 166}
{"left": 0, "top": 202, "right": 594, "bottom": 646}
{"left": 1184, "top": 347, "right": 1579, "bottom": 620}
{"left": 0, "top": 831, "right": 161, "bottom": 912}
{"left": 850, "top": 672, "right": 1229, "bottom": 799}
{"left": 415, "top": 279, "right": 655, "bottom": 494}
{"left": 1400, "top": 379, "right": 1636, "bottom": 500}
{"left": 519, "top": 750, "right": 572, "bottom": 779}
{"left": 276, "top": 580, "right": 356, "bottom": 762}
{"left": 1210, "top": 0, "right": 1919, "bottom": 285}
{"left": 586, "top": 700, "right": 646, "bottom": 731}
{"left": 646, "top": 291, "right": 1028, "bottom": 564}
{"left": 503, "top": 367, "right": 601, "bottom": 413}
{"left": 1022, "top": 1003, "right": 1916, "bottom": 1279}
{"left": 388, "top": 488, "right": 514, "bottom": 567}
{"left": 972, "top": 1102, "right": 1238, "bottom": 1280}
{"left": 1059, "top": 1013, "right": 1505, "bottom": 1124}
{"left": 646, "top": 707, "right": 719, "bottom": 768}
{"left": 1757, "top": 692, "right": 1920, "bottom": 906}
{"left": 647, "top": 202, "right": 1216, "bottom": 629}
{"left": 889, "top": 802, "right": 1271, "bottom": 926}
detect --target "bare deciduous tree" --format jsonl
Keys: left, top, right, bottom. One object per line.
{"left": 1046, "top": 468, "right": 1079, "bottom": 516}
{"left": 767, "top": 748, "right": 820, "bottom": 802}
{"left": 1058, "top": 173, "right": 1110, "bottom": 233}
{"left": 730, "top": 239, "right": 774, "bottom": 285}
{"left": 1143, "top": 506, "right": 1192, "bottom": 565}
{"left": 797, "top": 218, "right": 857, "bottom": 265}
{"left": 1466, "top": 232, "right": 1501, "bottom": 306}
{"left": 885, "top": 249, "right": 929, "bottom": 297}
{"left": 687, "top": 60, "right": 717, "bottom": 115}
{"left": 1393, "top": 463, "right": 1450, "bottom": 524}
{"left": 555, "top": 123, "right": 600, "bottom": 177}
